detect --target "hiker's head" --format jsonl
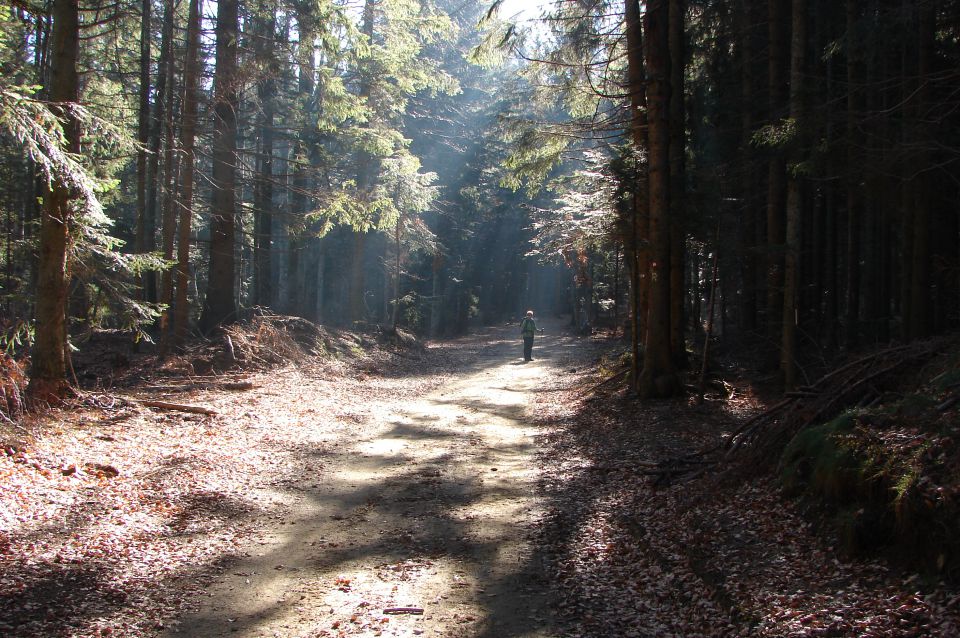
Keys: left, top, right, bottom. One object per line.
{"left": 526, "top": 310, "right": 534, "bottom": 317}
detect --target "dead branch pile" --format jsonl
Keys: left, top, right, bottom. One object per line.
{"left": 377, "top": 324, "right": 424, "bottom": 351}
{"left": 0, "top": 354, "right": 27, "bottom": 422}
{"left": 725, "top": 339, "right": 944, "bottom": 469}
{"left": 646, "top": 338, "right": 951, "bottom": 484}
{"left": 218, "top": 312, "right": 331, "bottom": 369}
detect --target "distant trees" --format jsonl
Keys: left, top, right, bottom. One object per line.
{"left": 0, "top": 0, "right": 560, "bottom": 395}
{"left": 1, "top": 0, "right": 957, "bottom": 399}
{"left": 499, "top": 0, "right": 960, "bottom": 393}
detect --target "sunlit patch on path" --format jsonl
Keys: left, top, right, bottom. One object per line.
{"left": 166, "top": 321, "right": 574, "bottom": 637}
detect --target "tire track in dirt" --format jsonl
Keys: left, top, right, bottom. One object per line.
{"left": 166, "top": 322, "right": 573, "bottom": 638}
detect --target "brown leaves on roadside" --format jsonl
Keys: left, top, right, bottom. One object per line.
{"left": 1, "top": 319, "right": 456, "bottom": 637}
{"left": 531, "top": 361, "right": 960, "bottom": 638}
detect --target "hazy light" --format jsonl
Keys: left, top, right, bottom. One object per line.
{"left": 498, "top": 0, "right": 551, "bottom": 22}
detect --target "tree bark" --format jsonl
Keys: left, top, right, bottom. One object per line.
{"left": 350, "top": 231, "right": 367, "bottom": 323}
{"left": 668, "top": 0, "right": 685, "bottom": 366}
{"left": 624, "top": 0, "right": 647, "bottom": 391}
{"left": 135, "top": 0, "right": 150, "bottom": 302}
{"left": 781, "top": 0, "right": 805, "bottom": 390}
{"left": 200, "top": 0, "right": 240, "bottom": 332}
{"left": 907, "top": 0, "right": 934, "bottom": 340}
{"left": 158, "top": 0, "right": 178, "bottom": 355}
{"left": 143, "top": 0, "right": 173, "bottom": 306}
{"left": 766, "top": 0, "right": 789, "bottom": 343}
{"left": 898, "top": 0, "right": 917, "bottom": 341}
{"left": 287, "top": 2, "right": 317, "bottom": 318}
{"left": 737, "top": 0, "right": 760, "bottom": 334}
{"left": 173, "top": 0, "right": 202, "bottom": 348}
{"left": 253, "top": 7, "right": 276, "bottom": 308}
{"left": 844, "top": 0, "right": 863, "bottom": 349}
{"left": 29, "top": 0, "right": 79, "bottom": 399}
{"left": 392, "top": 219, "right": 402, "bottom": 328}
{"left": 639, "top": 0, "right": 680, "bottom": 398}
{"left": 347, "top": 0, "right": 379, "bottom": 325}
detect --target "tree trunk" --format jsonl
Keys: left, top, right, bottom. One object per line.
{"left": 668, "top": 0, "right": 686, "bottom": 366}
{"left": 144, "top": 0, "right": 173, "bottom": 306}
{"left": 898, "top": 0, "right": 916, "bottom": 341}
{"left": 174, "top": 0, "right": 202, "bottom": 348}
{"left": 29, "top": 0, "right": 79, "bottom": 399}
{"left": 158, "top": 0, "right": 178, "bottom": 355}
{"left": 288, "top": 3, "right": 317, "bottom": 318}
{"left": 781, "top": 0, "right": 805, "bottom": 390}
{"left": 135, "top": 0, "right": 150, "bottom": 302}
{"left": 392, "top": 219, "right": 402, "bottom": 328}
{"left": 907, "top": 0, "right": 934, "bottom": 340}
{"left": 253, "top": 7, "right": 276, "bottom": 308}
{"left": 766, "top": 0, "right": 789, "bottom": 343}
{"left": 639, "top": 0, "right": 680, "bottom": 398}
{"left": 348, "top": 0, "right": 379, "bottom": 325}
{"left": 613, "top": 246, "right": 621, "bottom": 334}
{"left": 313, "top": 243, "right": 326, "bottom": 321}
{"left": 624, "top": 0, "right": 647, "bottom": 391}
{"left": 200, "top": 0, "right": 240, "bottom": 331}
{"left": 350, "top": 231, "right": 367, "bottom": 323}
{"left": 697, "top": 223, "right": 721, "bottom": 402}
{"left": 844, "top": 0, "right": 863, "bottom": 348}
{"left": 737, "top": 0, "right": 760, "bottom": 333}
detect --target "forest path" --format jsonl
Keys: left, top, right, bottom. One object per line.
{"left": 167, "top": 320, "right": 575, "bottom": 638}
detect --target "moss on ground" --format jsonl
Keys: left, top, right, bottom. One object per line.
{"left": 778, "top": 351, "right": 960, "bottom": 582}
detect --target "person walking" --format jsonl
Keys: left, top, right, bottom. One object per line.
{"left": 520, "top": 310, "right": 538, "bottom": 361}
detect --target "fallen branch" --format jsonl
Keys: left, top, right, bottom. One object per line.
{"left": 221, "top": 381, "right": 255, "bottom": 391}
{"left": 726, "top": 398, "right": 798, "bottom": 454}
{"left": 728, "top": 341, "right": 940, "bottom": 468}
{"left": 137, "top": 400, "right": 217, "bottom": 416}
{"left": 383, "top": 607, "right": 424, "bottom": 615}
{"left": 142, "top": 381, "right": 255, "bottom": 393}
{"left": 804, "top": 349, "right": 934, "bottom": 429}
{"left": 937, "top": 396, "right": 959, "bottom": 412}
{"left": 587, "top": 367, "right": 629, "bottom": 393}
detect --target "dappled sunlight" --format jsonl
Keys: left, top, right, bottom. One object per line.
{"left": 356, "top": 436, "right": 411, "bottom": 457}
{"left": 152, "top": 323, "right": 571, "bottom": 637}
{"left": 0, "top": 320, "right": 596, "bottom": 637}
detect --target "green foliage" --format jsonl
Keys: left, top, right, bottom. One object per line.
{"left": 780, "top": 412, "right": 860, "bottom": 502}
{"left": 596, "top": 348, "right": 631, "bottom": 380}
{"left": 779, "top": 388, "right": 960, "bottom": 578}
{"left": 393, "top": 291, "right": 424, "bottom": 331}
{"left": 788, "top": 159, "right": 815, "bottom": 178}
{"left": 0, "top": 11, "right": 163, "bottom": 338}
{"left": 752, "top": 118, "right": 798, "bottom": 149}
{"left": 0, "top": 320, "right": 33, "bottom": 354}
{"left": 315, "top": 68, "right": 367, "bottom": 133}
{"left": 0, "top": 87, "right": 104, "bottom": 222}
{"left": 470, "top": 0, "right": 526, "bottom": 69}
{"left": 359, "top": 0, "right": 461, "bottom": 118}
{"left": 500, "top": 125, "right": 570, "bottom": 193}
{"left": 527, "top": 148, "right": 618, "bottom": 262}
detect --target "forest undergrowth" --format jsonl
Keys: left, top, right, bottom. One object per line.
{"left": 532, "top": 333, "right": 960, "bottom": 637}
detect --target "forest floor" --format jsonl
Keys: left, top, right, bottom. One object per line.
{"left": 2, "top": 318, "right": 959, "bottom": 637}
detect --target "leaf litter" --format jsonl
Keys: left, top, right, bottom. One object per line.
{"left": 531, "top": 350, "right": 960, "bottom": 638}
{"left": 2, "top": 320, "right": 959, "bottom": 637}
{"left": 1, "top": 323, "right": 452, "bottom": 638}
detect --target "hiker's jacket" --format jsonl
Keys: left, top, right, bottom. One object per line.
{"left": 520, "top": 317, "right": 537, "bottom": 336}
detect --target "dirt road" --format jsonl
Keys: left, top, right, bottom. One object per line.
{"left": 167, "top": 321, "right": 575, "bottom": 638}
